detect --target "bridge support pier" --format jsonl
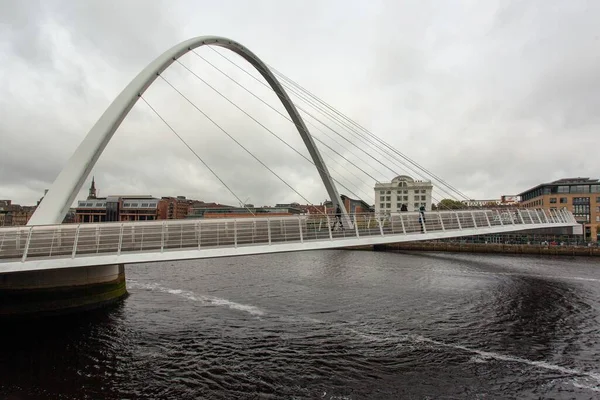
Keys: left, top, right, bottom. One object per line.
{"left": 0, "top": 264, "right": 127, "bottom": 317}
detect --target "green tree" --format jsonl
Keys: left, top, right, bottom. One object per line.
{"left": 437, "top": 199, "right": 465, "bottom": 210}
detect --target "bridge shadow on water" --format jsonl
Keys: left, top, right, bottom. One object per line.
{"left": 392, "top": 251, "right": 594, "bottom": 363}
{"left": 0, "top": 300, "right": 130, "bottom": 400}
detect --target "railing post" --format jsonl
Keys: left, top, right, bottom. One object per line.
{"left": 353, "top": 214, "right": 360, "bottom": 237}
{"left": 197, "top": 221, "right": 201, "bottom": 249}
{"left": 378, "top": 216, "right": 384, "bottom": 236}
{"left": 517, "top": 209, "right": 525, "bottom": 224}
{"left": 180, "top": 224, "right": 183, "bottom": 248}
{"left": 298, "top": 217, "right": 303, "bottom": 243}
{"left": 496, "top": 210, "right": 504, "bottom": 226}
{"left": 267, "top": 218, "right": 272, "bottom": 245}
{"left": 471, "top": 212, "right": 477, "bottom": 228}
{"left": 400, "top": 214, "right": 406, "bottom": 234}
{"left": 95, "top": 225, "right": 100, "bottom": 252}
{"left": 21, "top": 226, "right": 33, "bottom": 262}
{"left": 118, "top": 223, "right": 124, "bottom": 255}
{"left": 161, "top": 222, "right": 166, "bottom": 253}
{"left": 234, "top": 219, "right": 238, "bottom": 248}
{"left": 455, "top": 212, "right": 462, "bottom": 230}
{"left": 526, "top": 209, "right": 535, "bottom": 225}
{"left": 72, "top": 225, "right": 81, "bottom": 259}
{"left": 548, "top": 209, "right": 556, "bottom": 223}
{"left": 439, "top": 213, "right": 445, "bottom": 231}
{"left": 484, "top": 211, "right": 491, "bottom": 227}
{"left": 326, "top": 215, "right": 333, "bottom": 240}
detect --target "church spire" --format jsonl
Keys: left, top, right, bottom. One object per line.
{"left": 88, "top": 176, "right": 97, "bottom": 200}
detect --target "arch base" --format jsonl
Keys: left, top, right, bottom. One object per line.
{"left": 0, "top": 264, "right": 127, "bottom": 317}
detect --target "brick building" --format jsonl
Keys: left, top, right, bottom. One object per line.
{"left": 519, "top": 177, "right": 600, "bottom": 241}
{"left": 157, "top": 196, "right": 195, "bottom": 219}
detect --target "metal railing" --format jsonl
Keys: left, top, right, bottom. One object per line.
{"left": 0, "top": 208, "right": 577, "bottom": 263}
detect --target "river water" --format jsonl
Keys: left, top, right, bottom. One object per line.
{"left": 1, "top": 250, "right": 600, "bottom": 399}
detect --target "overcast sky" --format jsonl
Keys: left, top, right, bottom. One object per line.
{"left": 1, "top": 0, "right": 599, "bottom": 208}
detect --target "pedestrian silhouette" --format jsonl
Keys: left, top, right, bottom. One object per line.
{"left": 419, "top": 205, "right": 426, "bottom": 233}
{"left": 332, "top": 204, "right": 344, "bottom": 231}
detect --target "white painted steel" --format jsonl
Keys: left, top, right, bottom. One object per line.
{"left": 28, "top": 36, "right": 348, "bottom": 226}
{"left": 0, "top": 209, "right": 579, "bottom": 274}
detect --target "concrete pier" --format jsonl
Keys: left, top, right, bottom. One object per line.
{"left": 0, "top": 264, "right": 127, "bottom": 317}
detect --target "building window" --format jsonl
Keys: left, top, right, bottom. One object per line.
{"left": 596, "top": 197, "right": 600, "bottom": 203}
{"left": 380, "top": 190, "right": 385, "bottom": 194}
{"left": 421, "top": 195, "right": 426, "bottom": 201}
{"left": 402, "top": 196, "right": 408, "bottom": 201}
{"left": 397, "top": 196, "right": 401, "bottom": 201}
{"left": 573, "top": 197, "right": 590, "bottom": 204}
{"left": 386, "top": 203, "right": 390, "bottom": 208}
{"left": 386, "top": 191, "right": 391, "bottom": 194}
{"left": 557, "top": 186, "right": 569, "bottom": 193}
{"left": 414, "top": 203, "right": 419, "bottom": 209}
{"left": 380, "top": 203, "right": 384, "bottom": 209}
{"left": 397, "top": 203, "right": 402, "bottom": 209}
{"left": 386, "top": 196, "right": 391, "bottom": 201}
{"left": 591, "top": 185, "right": 600, "bottom": 193}
{"left": 380, "top": 196, "right": 385, "bottom": 201}
{"left": 597, "top": 216, "right": 600, "bottom": 222}
{"left": 560, "top": 198, "right": 567, "bottom": 203}
{"left": 549, "top": 198, "right": 557, "bottom": 203}
{"left": 596, "top": 206, "right": 600, "bottom": 213}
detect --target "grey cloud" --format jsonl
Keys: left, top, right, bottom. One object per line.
{"left": 1, "top": 0, "right": 599, "bottom": 208}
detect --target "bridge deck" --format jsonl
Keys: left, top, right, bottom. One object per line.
{"left": 0, "top": 209, "right": 577, "bottom": 273}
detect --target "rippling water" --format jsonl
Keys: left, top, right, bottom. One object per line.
{"left": 1, "top": 250, "right": 600, "bottom": 399}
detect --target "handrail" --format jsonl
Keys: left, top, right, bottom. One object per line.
{"left": 0, "top": 208, "right": 579, "bottom": 264}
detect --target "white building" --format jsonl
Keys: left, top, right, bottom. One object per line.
{"left": 374, "top": 175, "right": 433, "bottom": 214}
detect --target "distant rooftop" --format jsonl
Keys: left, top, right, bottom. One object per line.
{"left": 550, "top": 177, "right": 598, "bottom": 184}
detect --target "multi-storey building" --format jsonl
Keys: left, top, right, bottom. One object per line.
{"left": 374, "top": 175, "right": 433, "bottom": 214}
{"left": 323, "top": 195, "right": 372, "bottom": 215}
{"left": 519, "top": 177, "right": 600, "bottom": 241}
{"left": 74, "top": 179, "right": 159, "bottom": 223}
{"left": 158, "top": 196, "right": 195, "bottom": 219}
{"left": 0, "top": 200, "right": 37, "bottom": 226}
{"left": 75, "top": 196, "right": 160, "bottom": 223}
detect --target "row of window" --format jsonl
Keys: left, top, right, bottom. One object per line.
{"left": 548, "top": 197, "right": 600, "bottom": 204}
{"left": 378, "top": 189, "right": 428, "bottom": 195}
{"left": 378, "top": 203, "right": 427, "bottom": 210}
{"left": 379, "top": 195, "right": 427, "bottom": 201}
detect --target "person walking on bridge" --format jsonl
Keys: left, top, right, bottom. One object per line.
{"left": 332, "top": 204, "right": 344, "bottom": 231}
{"left": 419, "top": 205, "right": 426, "bottom": 233}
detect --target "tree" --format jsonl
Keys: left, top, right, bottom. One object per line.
{"left": 437, "top": 199, "right": 465, "bottom": 210}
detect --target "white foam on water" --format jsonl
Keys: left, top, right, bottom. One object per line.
{"left": 430, "top": 269, "right": 600, "bottom": 284}
{"left": 127, "top": 280, "right": 265, "bottom": 316}
{"left": 409, "top": 333, "right": 600, "bottom": 385}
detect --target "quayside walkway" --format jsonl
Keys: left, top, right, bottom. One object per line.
{"left": 0, "top": 208, "right": 577, "bottom": 273}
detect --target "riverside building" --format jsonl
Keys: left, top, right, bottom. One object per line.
{"left": 374, "top": 175, "right": 433, "bottom": 214}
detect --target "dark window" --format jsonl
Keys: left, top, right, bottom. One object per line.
{"left": 591, "top": 185, "right": 600, "bottom": 193}
{"left": 571, "top": 185, "right": 590, "bottom": 193}
{"left": 557, "top": 186, "right": 569, "bottom": 193}
{"left": 573, "top": 197, "right": 590, "bottom": 204}
{"left": 549, "top": 198, "right": 557, "bottom": 203}
{"left": 560, "top": 198, "right": 567, "bottom": 203}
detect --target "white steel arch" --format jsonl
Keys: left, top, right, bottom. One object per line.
{"left": 29, "top": 36, "right": 347, "bottom": 226}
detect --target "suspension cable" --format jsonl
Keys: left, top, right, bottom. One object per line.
{"left": 172, "top": 59, "right": 367, "bottom": 202}
{"left": 139, "top": 95, "right": 254, "bottom": 215}
{"left": 271, "top": 66, "right": 479, "bottom": 204}
{"left": 191, "top": 51, "right": 376, "bottom": 198}
{"left": 157, "top": 74, "right": 331, "bottom": 213}
{"left": 204, "top": 47, "right": 464, "bottom": 210}
{"left": 205, "top": 47, "right": 467, "bottom": 201}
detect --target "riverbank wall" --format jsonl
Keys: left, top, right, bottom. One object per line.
{"left": 368, "top": 242, "right": 600, "bottom": 257}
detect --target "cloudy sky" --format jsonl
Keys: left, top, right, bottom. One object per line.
{"left": 1, "top": 0, "right": 599, "bottom": 208}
